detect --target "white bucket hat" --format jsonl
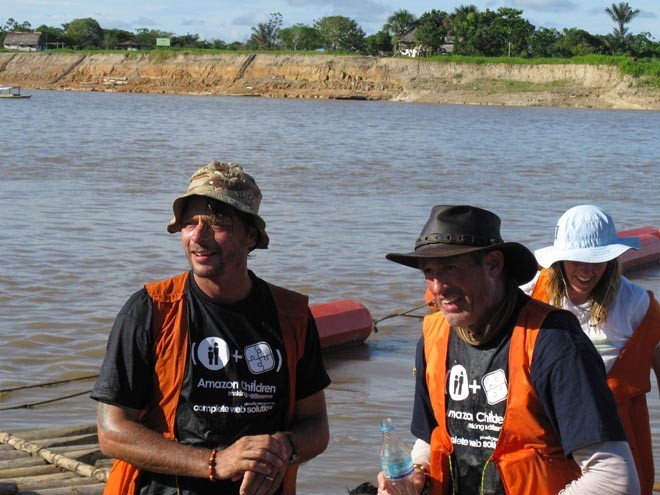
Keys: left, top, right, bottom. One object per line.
{"left": 535, "top": 205, "right": 640, "bottom": 268}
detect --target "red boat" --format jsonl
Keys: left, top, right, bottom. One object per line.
{"left": 618, "top": 226, "right": 660, "bottom": 272}
{"left": 310, "top": 299, "right": 373, "bottom": 350}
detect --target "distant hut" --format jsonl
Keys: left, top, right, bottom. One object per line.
{"left": 115, "top": 40, "right": 143, "bottom": 51}
{"left": 3, "top": 31, "right": 44, "bottom": 51}
{"left": 440, "top": 36, "right": 455, "bottom": 54}
{"left": 396, "top": 28, "right": 421, "bottom": 57}
{"left": 397, "top": 27, "right": 455, "bottom": 56}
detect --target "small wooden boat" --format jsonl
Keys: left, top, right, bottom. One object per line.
{"left": 0, "top": 86, "right": 31, "bottom": 99}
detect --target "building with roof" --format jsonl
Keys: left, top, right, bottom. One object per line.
{"left": 115, "top": 40, "right": 144, "bottom": 51}
{"left": 396, "top": 28, "right": 455, "bottom": 57}
{"left": 3, "top": 32, "right": 44, "bottom": 51}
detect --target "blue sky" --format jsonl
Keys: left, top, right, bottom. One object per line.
{"left": 5, "top": 0, "right": 659, "bottom": 42}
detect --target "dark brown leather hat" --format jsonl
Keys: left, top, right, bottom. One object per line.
{"left": 386, "top": 205, "right": 538, "bottom": 285}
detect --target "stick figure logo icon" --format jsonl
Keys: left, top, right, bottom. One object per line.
{"left": 195, "top": 337, "right": 230, "bottom": 371}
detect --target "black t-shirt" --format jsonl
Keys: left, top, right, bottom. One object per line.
{"left": 411, "top": 291, "right": 626, "bottom": 494}
{"left": 91, "top": 271, "right": 331, "bottom": 495}
{"left": 444, "top": 321, "right": 510, "bottom": 495}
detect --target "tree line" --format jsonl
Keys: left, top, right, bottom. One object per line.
{"left": 1, "top": 2, "right": 658, "bottom": 58}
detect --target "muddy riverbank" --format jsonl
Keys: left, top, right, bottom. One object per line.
{"left": 1, "top": 51, "right": 659, "bottom": 110}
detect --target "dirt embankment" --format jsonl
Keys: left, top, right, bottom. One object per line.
{"left": 1, "top": 51, "right": 659, "bottom": 110}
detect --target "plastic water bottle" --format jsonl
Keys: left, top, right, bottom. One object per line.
{"left": 380, "top": 418, "right": 417, "bottom": 495}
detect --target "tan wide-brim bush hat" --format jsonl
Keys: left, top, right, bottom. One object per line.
{"left": 167, "top": 161, "right": 269, "bottom": 249}
{"left": 534, "top": 204, "right": 639, "bottom": 268}
{"left": 386, "top": 205, "right": 538, "bottom": 285}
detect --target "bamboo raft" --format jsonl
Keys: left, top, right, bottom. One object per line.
{"left": 0, "top": 424, "right": 110, "bottom": 495}
{"left": 2, "top": 423, "right": 660, "bottom": 493}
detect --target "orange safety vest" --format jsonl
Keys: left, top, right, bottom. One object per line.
{"left": 531, "top": 269, "right": 660, "bottom": 495}
{"left": 104, "top": 272, "right": 309, "bottom": 495}
{"left": 423, "top": 299, "right": 581, "bottom": 495}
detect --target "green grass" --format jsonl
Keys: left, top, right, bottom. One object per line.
{"left": 618, "top": 57, "right": 660, "bottom": 87}
{"left": 455, "top": 78, "right": 570, "bottom": 93}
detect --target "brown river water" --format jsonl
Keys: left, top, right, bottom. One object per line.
{"left": 0, "top": 90, "right": 658, "bottom": 492}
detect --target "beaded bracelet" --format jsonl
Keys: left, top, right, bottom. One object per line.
{"left": 208, "top": 448, "right": 218, "bottom": 482}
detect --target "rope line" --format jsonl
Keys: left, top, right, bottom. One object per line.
{"left": 0, "top": 390, "right": 92, "bottom": 411}
{"left": 0, "top": 374, "right": 99, "bottom": 394}
{"left": 373, "top": 301, "right": 431, "bottom": 325}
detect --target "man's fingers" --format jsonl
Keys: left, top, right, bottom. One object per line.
{"left": 219, "top": 434, "right": 290, "bottom": 484}
{"left": 240, "top": 471, "right": 279, "bottom": 495}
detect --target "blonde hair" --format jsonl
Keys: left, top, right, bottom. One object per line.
{"left": 546, "top": 259, "right": 620, "bottom": 327}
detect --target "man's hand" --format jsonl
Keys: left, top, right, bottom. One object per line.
{"left": 240, "top": 469, "right": 286, "bottom": 495}
{"left": 377, "top": 470, "right": 424, "bottom": 495}
{"left": 215, "top": 433, "right": 290, "bottom": 493}
{"left": 377, "top": 471, "right": 395, "bottom": 495}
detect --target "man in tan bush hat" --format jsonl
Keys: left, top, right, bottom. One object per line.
{"left": 92, "top": 161, "right": 330, "bottom": 495}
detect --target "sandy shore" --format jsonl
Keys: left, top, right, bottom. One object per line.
{"left": 1, "top": 52, "right": 659, "bottom": 110}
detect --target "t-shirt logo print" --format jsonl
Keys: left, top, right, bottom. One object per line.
{"left": 196, "top": 337, "right": 230, "bottom": 371}
{"left": 447, "top": 365, "right": 470, "bottom": 401}
{"left": 482, "top": 369, "right": 507, "bottom": 405}
{"left": 245, "top": 342, "right": 275, "bottom": 374}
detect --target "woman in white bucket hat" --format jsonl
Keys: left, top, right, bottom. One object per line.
{"left": 524, "top": 204, "right": 660, "bottom": 495}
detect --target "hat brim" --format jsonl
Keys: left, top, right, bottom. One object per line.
{"left": 534, "top": 238, "right": 639, "bottom": 268}
{"left": 386, "top": 242, "right": 538, "bottom": 285}
{"left": 167, "top": 193, "right": 269, "bottom": 249}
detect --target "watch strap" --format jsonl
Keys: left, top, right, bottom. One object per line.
{"left": 284, "top": 431, "right": 300, "bottom": 463}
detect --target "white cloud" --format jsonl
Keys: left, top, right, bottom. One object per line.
{"left": 131, "top": 17, "right": 159, "bottom": 28}
{"left": 512, "top": 0, "right": 576, "bottom": 11}
{"left": 181, "top": 18, "right": 205, "bottom": 27}
{"left": 637, "top": 9, "right": 658, "bottom": 19}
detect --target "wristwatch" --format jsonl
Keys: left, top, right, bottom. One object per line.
{"left": 284, "top": 431, "right": 300, "bottom": 464}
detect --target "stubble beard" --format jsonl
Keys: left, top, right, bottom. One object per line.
{"left": 185, "top": 249, "right": 225, "bottom": 281}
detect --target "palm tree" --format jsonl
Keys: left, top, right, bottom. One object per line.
{"left": 384, "top": 9, "right": 417, "bottom": 38}
{"left": 250, "top": 12, "right": 283, "bottom": 50}
{"left": 605, "top": 2, "right": 640, "bottom": 39}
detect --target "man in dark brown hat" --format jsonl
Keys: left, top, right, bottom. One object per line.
{"left": 92, "top": 161, "right": 330, "bottom": 495}
{"left": 378, "top": 205, "right": 638, "bottom": 495}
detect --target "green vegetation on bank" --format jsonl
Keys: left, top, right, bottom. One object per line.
{"left": 618, "top": 57, "right": 660, "bottom": 86}
{"left": 2, "top": 2, "right": 658, "bottom": 58}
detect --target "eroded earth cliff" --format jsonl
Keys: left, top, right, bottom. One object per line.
{"left": 1, "top": 52, "right": 658, "bottom": 110}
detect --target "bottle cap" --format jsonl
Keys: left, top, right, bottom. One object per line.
{"left": 381, "top": 417, "right": 396, "bottom": 432}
